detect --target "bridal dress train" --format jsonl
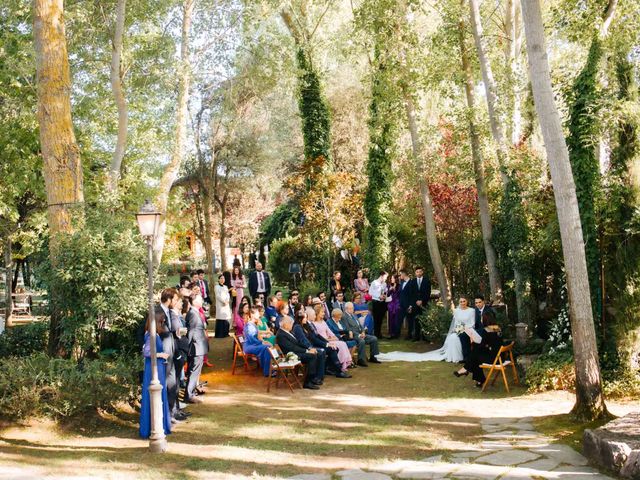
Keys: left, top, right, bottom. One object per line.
{"left": 376, "top": 306, "right": 475, "bottom": 363}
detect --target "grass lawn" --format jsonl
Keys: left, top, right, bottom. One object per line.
{"left": 0, "top": 336, "right": 635, "bottom": 479}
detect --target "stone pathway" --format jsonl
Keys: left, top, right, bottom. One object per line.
{"left": 289, "top": 417, "right": 612, "bottom": 480}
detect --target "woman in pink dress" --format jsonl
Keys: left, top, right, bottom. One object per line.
{"left": 230, "top": 266, "right": 245, "bottom": 316}
{"left": 310, "top": 304, "right": 352, "bottom": 371}
{"left": 353, "top": 270, "right": 370, "bottom": 304}
{"left": 234, "top": 302, "right": 250, "bottom": 336}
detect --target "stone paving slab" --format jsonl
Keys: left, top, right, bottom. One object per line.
{"left": 396, "top": 462, "right": 461, "bottom": 479}
{"left": 475, "top": 449, "right": 541, "bottom": 466}
{"left": 289, "top": 475, "right": 332, "bottom": 480}
{"left": 532, "top": 444, "right": 589, "bottom": 466}
{"left": 336, "top": 469, "right": 393, "bottom": 480}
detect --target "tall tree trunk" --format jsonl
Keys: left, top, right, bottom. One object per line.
{"left": 154, "top": 0, "right": 194, "bottom": 265}
{"left": 108, "top": 0, "right": 128, "bottom": 190}
{"left": 404, "top": 93, "right": 451, "bottom": 308}
{"left": 219, "top": 201, "right": 227, "bottom": 273}
{"left": 458, "top": 14, "right": 502, "bottom": 302}
{"left": 34, "top": 0, "right": 85, "bottom": 356}
{"left": 469, "top": 0, "right": 530, "bottom": 314}
{"left": 202, "top": 188, "right": 215, "bottom": 283}
{"left": 521, "top": 0, "right": 607, "bottom": 421}
{"left": 4, "top": 240, "right": 13, "bottom": 328}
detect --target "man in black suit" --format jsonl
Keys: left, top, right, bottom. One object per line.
{"left": 397, "top": 269, "right": 411, "bottom": 340}
{"left": 184, "top": 295, "right": 209, "bottom": 404}
{"left": 407, "top": 266, "right": 431, "bottom": 341}
{"left": 474, "top": 295, "right": 495, "bottom": 330}
{"left": 248, "top": 262, "right": 271, "bottom": 300}
{"left": 196, "top": 269, "right": 210, "bottom": 304}
{"left": 276, "top": 316, "right": 321, "bottom": 390}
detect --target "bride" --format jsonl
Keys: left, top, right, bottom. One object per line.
{"left": 377, "top": 297, "right": 476, "bottom": 363}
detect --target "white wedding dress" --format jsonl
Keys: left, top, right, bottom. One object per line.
{"left": 377, "top": 307, "right": 476, "bottom": 363}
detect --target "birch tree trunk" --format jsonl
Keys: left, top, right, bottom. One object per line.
{"left": 108, "top": 0, "right": 128, "bottom": 190}
{"left": 404, "top": 94, "right": 451, "bottom": 308}
{"left": 34, "top": 0, "right": 85, "bottom": 355}
{"left": 218, "top": 199, "right": 227, "bottom": 272}
{"left": 154, "top": 0, "right": 194, "bottom": 265}
{"left": 459, "top": 14, "right": 503, "bottom": 302}
{"left": 521, "top": 0, "right": 607, "bottom": 420}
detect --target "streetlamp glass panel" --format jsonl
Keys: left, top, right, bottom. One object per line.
{"left": 136, "top": 200, "right": 161, "bottom": 237}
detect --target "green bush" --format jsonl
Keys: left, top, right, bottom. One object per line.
{"left": 417, "top": 305, "right": 452, "bottom": 343}
{"left": 525, "top": 350, "right": 575, "bottom": 392}
{"left": 267, "top": 235, "right": 316, "bottom": 286}
{"left": 0, "top": 353, "right": 140, "bottom": 420}
{"left": 0, "top": 321, "right": 49, "bottom": 358}
{"left": 298, "top": 279, "right": 324, "bottom": 303}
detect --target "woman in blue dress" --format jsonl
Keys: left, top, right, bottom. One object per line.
{"left": 244, "top": 306, "right": 274, "bottom": 377}
{"left": 352, "top": 292, "right": 374, "bottom": 335}
{"left": 139, "top": 310, "right": 172, "bottom": 439}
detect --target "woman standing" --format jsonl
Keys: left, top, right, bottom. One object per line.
{"left": 214, "top": 274, "right": 232, "bottom": 338}
{"left": 353, "top": 270, "right": 370, "bottom": 303}
{"left": 386, "top": 274, "right": 401, "bottom": 339}
{"left": 230, "top": 266, "right": 245, "bottom": 316}
{"left": 139, "top": 310, "right": 171, "bottom": 439}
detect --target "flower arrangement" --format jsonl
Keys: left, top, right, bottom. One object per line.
{"left": 284, "top": 352, "right": 299, "bottom": 363}
{"left": 454, "top": 323, "right": 465, "bottom": 335}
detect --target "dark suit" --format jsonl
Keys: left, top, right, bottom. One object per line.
{"left": 248, "top": 270, "right": 271, "bottom": 299}
{"left": 159, "top": 305, "right": 180, "bottom": 415}
{"left": 475, "top": 305, "right": 495, "bottom": 331}
{"left": 185, "top": 307, "right": 208, "bottom": 401}
{"left": 276, "top": 329, "right": 319, "bottom": 384}
{"left": 398, "top": 279, "right": 411, "bottom": 336}
{"left": 463, "top": 327, "right": 503, "bottom": 384}
{"left": 407, "top": 276, "right": 431, "bottom": 340}
{"left": 300, "top": 322, "right": 342, "bottom": 374}
{"left": 197, "top": 278, "right": 211, "bottom": 304}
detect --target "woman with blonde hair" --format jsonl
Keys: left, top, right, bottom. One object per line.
{"left": 310, "top": 303, "right": 352, "bottom": 371}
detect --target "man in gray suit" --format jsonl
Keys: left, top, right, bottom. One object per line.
{"left": 331, "top": 291, "right": 347, "bottom": 312}
{"left": 184, "top": 294, "right": 208, "bottom": 404}
{"left": 343, "top": 302, "right": 381, "bottom": 364}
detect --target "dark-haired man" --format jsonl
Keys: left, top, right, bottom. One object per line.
{"left": 474, "top": 295, "right": 494, "bottom": 331}
{"left": 396, "top": 269, "right": 411, "bottom": 340}
{"left": 407, "top": 267, "right": 430, "bottom": 341}
{"left": 369, "top": 271, "right": 389, "bottom": 338}
{"left": 276, "top": 316, "right": 321, "bottom": 390}
{"left": 196, "top": 269, "right": 210, "bottom": 304}
{"left": 249, "top": 262, "right": 271, "bottom": 299}
{"left": 159, "top": 288, "right": 187, "bottom": 421}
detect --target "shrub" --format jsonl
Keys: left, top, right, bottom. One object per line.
{"left": 298, "top": 279, "right": 324, "bottom": 304}
{"left": 0, "top": 353, "right": 140, "bottom": 421}
{"left": 0, "top": 321, "right": 49, "bottom": 358}
{"left": 525, "top": 350, "right": 575, "bottom": 392}
{"left": 417, "top": 304, "right": 452, "bottom": 343}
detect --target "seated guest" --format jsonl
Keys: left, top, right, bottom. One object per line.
{"left": 454, "top": 312, "right": 503, "bottom": 388}
{"left": 276, "top": 316, "right": 322, "bottom": 390}
{"left": 352, "top": 293, "right": 374, "bottom": 334}
{"left": 265, "top": 295, "right": 277, "bottom": 326}
{"left": 275, "top": 290, "right": 283, "bottom": 301}
{"left": 288, "top": 290, "right": 300, "bottom": 312}
{"left": 317, "top": 292, "right": 332, "bottom": 321}
{"left": 343, "top": 302, "right": 381, "bottom": 366}
{"left": 293, "top": 308, "right": 349, "bottom": 379}
{"left": 311, "top": 303, "right": 353, "bottom": 371}
{"left": 234, "top": 302, "right": 250, "bottom": 336}
{"left": 327, "top": 308, "right": 357, "bottom": 350}
{"left": 303, "top": 294, "right": 314, "bottom": 307}
{"left": 332, "top": 291, "right": 347, "bottom": 312}
{"left": 256, "top": 304, "right": 276, "bottom": 345}
{"left": 140, "top": 310, "right": 172, "bottom": 438}
{"left": 243, "top": 306, "right": 274, "bottom": 377}
{"left": 275, "top": 300, "right": 290, "bottom": 331}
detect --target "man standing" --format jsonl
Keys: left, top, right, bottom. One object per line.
{"left": 248, "top": 261, "right": 271, "bottom": 300}
{"left": 159, "top": 288, "right": 184, "bottom": 422}
{"left": 343, "top": 302, "right": 381, "bottom": 365}
{"left": 196, "top": 269, "right": 210, "bottom": 304}
{"left": 407, "top": 266, "right": 431, "bottom": 341}
{"left": 184, "top": 295, "right": 208, "bottom": 404}
{"left": 398, "top": 270, "right": 412, "bottom": 340}
{"left": 276, "top": 316, "right": 322, "bottom": 390}
{"left": 369, "top": 271, "right": 389, "bottom": 338}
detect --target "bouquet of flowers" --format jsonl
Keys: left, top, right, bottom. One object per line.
{"left": 454, "top": 323, "right": 465, "bottom": 335}
{"left": 284, "top": 352, "right": 299, "bottom": 363}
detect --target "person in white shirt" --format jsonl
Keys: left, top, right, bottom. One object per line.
{"left": 369, "top": 271, "right": 389, "bottom": 338}
{"left": 214, "top": 274, "right": 231, "bottom": 338}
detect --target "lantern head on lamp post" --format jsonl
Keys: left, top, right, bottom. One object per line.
{"left": 136, "top": 200, "right": 167, "bottom": 453}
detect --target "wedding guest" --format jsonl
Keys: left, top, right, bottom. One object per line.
{"left": 190, "top": 271, "right": 199, "bottom": 286}
{"left": 311, "top": 303, "right": 352, "bottom": 371}
{"left": 386, "top": 274, "right": 401, "bottom": 339}
{"left": 294, "top": 308, "right": 349, "bottom": 378}
{"left": 185, "top": 294, "right": 208, "bottom": 404}
{"left": 248, "top": 261, "right": 271, "bottom": 299}
{"left": 276, "top": 316, "right": 322, "bottom": 389}
{"left": 177, "top": 275, "right": 191, "bottom": 290}
{"left": 159, "top": 289, "right": 182, "bottom": 422}
{"left": 474, "top": 295, "right": 495, "bottom": 331}
{"left": 214, "top": 274, "right": 231, "bottom": 338}
{"left": 343, "top": 302, "right": 381, "bottom": 365}
{"left": 454, "top": 312, "right": 502, "bottom": 388}
{"left": 352, "top": 292, "right": 374, "bottom": 334}
{"left": 275, "top": 300, "right": 290, "bottom": 331}
{"left": 288, "top": 290, "right": 300, "bottom": 312}
{"left": 327, "top": 308, "right": 359, "bottom": 363}
{"left": 230, "top": 266, "right": 245, "bottom": 316}
{"left": 303, "top": 294, "right": 314, "bottom": 307}
{"left": 256, "top": 304, "right": 276, "bottom": 345}
{"left": 275, "top": 290, "right": 283, "bottom": 301}
{"left": 317, "top": 291, "right": 332, "bottom": 322}
{"left": 369, "top": 271, "right": 389, "bottom": 338}
{"left": 265, "top": 295, "right": 278, "bottom": 327}
{"left": 234, "top": 302, "right": 250, "bottom": 336}
{"left": 331, "top": 291, "right": 347, "bottom": 312}
{"left": 329, "top": 271, "right": 344, "bottom": 302}
{"left": 353, "top": 269, "right": 370, "bottom": 303}
{"left": 407, "top": 266, "right": 430, "bottom": 342}
{"left": 196, "top": 269, "right": 210, "bottom": 304}
{"left": 243, "top": 306, "right": 274, "bottom": 377}
{"left": 139, "top": 310, "right": 171, "bottom": 438}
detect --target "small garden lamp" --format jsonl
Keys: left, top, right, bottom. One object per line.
{"left": 136, "top": 200, "right": 167, "bottom": 453}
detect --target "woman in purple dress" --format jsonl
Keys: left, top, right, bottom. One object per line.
{"left": 386, "top": 274, "right": 401, "bottom": 339}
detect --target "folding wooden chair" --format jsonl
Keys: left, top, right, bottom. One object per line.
{"left": 480, "top": 341, "right": 519, "bottom": 393}
{"left": 231, "top": 334, "right": 259, "bottom": 375}
{"left": 267, "top": 346, "right": 302, "bottom": 393}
